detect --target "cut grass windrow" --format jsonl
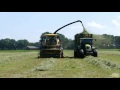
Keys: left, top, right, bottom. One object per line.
{"left": 84, "top": 56, "right": 120, "bottom": 70}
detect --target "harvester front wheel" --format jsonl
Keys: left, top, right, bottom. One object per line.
{"left": 74, "top": 51, "right": 77, "bottom": 58}
{"left": 61, "top": 52, "right": 64, "bottom": 58}
{"left": 40, "top": 52, "right": 43, "bottom": 58}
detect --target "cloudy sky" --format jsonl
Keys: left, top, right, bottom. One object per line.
{"left": 0, "top": 12, "right": 120, "bottom": 42}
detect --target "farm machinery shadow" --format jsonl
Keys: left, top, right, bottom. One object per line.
{"left": 36, "top": 56, "right": 84, "bottom": 59}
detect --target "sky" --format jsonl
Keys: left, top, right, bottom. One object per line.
{"left": 0, "top": 12, "right": 120, "bottom": 42}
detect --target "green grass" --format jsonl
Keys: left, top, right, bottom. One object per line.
{"left": 0, "top": 49, "right": 120, "bottom": 78}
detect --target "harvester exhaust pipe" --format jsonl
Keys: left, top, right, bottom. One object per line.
{"left": 53, "top": 20, "right": 86, "bottom": 34}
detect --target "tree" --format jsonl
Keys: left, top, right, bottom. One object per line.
{"left": 9, "top": 39, "right": 16, "bottom": 50}
{"left": 16, "top": 39, "right": 29, "bottom": 50}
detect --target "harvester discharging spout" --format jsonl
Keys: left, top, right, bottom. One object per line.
{"left": 53, "top": 20, "right": 86, "bottom": 34}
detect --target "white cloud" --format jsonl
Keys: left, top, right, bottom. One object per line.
{"left": 87, "top": 21, "right": 107, "bottom": 29}
{"left": 112, "top": 15, "right": 120, "bottom": 27}
{"left": 112, "top": 20, "right": 120, "bottom": 27}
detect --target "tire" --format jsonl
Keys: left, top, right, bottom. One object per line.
{"left": 40, "top": 52, "right": 43, "bottom": 58}
{"left": 38, "top": 52, "right": 40, "bottom": 58}
{"left": 74, "top": 51, "right": 77, "bottom": 58}
{"left": 76, "top": 50, "right": 79, "bottom": 58}
{"left": 61, "top": 52, "right": 64, "bottom": 58}
{"left": 79, "top": 49, "right": 84, "bottom": 58}
{"left": 93, "top": 49, "right": 97, "bottom": 57}
{"left": 59, "top": 53, "right": 61, "bottom": 58}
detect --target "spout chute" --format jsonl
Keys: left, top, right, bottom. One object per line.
{"left": 53, "top": 20, "right": 86, "bottom": 34}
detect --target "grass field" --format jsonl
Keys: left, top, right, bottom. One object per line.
{"left": 0, "top": 49, "right": 120, "bottom": 78}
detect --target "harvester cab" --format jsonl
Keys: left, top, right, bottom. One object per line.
{"left": 40, "top": 34, "right": 61, "bottom": 46}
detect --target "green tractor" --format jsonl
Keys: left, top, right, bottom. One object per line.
{"left": 74, "top": 30, "right": 98, "bottom": 58}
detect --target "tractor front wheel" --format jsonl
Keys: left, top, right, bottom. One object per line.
{"left": 93, "top": 49, "right": 98, "bottom": 57}
{"left": 79, "top": 49, "right": 84, "bottom": 58}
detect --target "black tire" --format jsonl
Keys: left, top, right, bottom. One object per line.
{"left": 40, "top": 52, "right": 43, "bottom": 58}
{"left": 77, "top": 50, "right": 79, "bottom": 58}
{"left": 61, "top": 52, "right": 64, "bottom": 58}
{"left": 59, "top": 51, "right": 62, "bottom": 58}
{"left": 59, "top": 53, "right": 61, "bottom": 58}
{"left": 93, "top": 49, "right": 98, "bottom": 57}
{"left": 74, "top": 51, "right": 77, "bottom": 58}
{"left": 79, "top": 49, "right": 84, "bottom": 58}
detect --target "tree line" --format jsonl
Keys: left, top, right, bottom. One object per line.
{"left": 93, "top": 34, "right": 120, "bottom": 49}
{"left": 1, "top": 32, "right": 120, "bottom": 50}
{"left": 0, "top": 38, "right": 39, "bottom": 50}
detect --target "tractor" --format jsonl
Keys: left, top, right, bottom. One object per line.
{"left": 74, "top": 30, "right": 98, "bottom": 58}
